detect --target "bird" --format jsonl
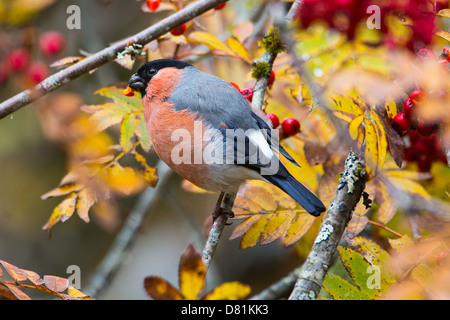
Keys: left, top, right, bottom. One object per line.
{"left": 126, "top": 59, "right": 326, "bottom": 218}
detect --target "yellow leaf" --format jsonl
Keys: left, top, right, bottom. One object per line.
{"left": 203, "top": 281, "right": 251, "bottom": 300}
{"left": 102, "top": 164, "right": 146, "bottom": 196}
{"left": 436, "top": 31, "right": 450, "bottom": 42}
{"left": 227, "top": 37, "right": 252, "bottom": 63}
{"left": 234, "top": 197, "right": 263, "bottom": 213}
{"left": 259, "top": 211, "right": 293, "bottom": 245}
{"left": 43, "top": 193, "right": 78, "bottom": 230}
{"left": 284, "top": 211, "right": 316, "bottom": 246}
{"left": 332, "top": 96, "right": 364, "bottom": 122}
{"left": 349, "top": 114, "right": 364, "bottom": 140}
{"left": 41, "top": 183, "right": 82, "bottom": 200}
{"left": 369, "top": 110, "right": 387, "bottom": 168}
{"left": 134, "top": 152, "right": 158, "bottom": 188}
{"left": 76, "top": 188, "right": 96, "bottom": 223}
{"left": 364, "top": 115, "right": 378, "bottom": 176}
{"left": 179, "top": 245, "right": 206, "bottom": 300}
{"left": 243, "top": 187, "right": 277, "bottom": 212}
{"left": 239, "top": 215, "right": 271, "bottom": 249}
{"left": 388, "top": 234, "right": 413, "bottom": 251}
{"left": 384, "top": 97, "right": 397, "bottom": 120}
{"left": 188, "top": 31, "right": 235, "bottom": 55}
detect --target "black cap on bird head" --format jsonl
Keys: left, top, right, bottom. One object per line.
{"left": 127, "top": 59, "right": 192, "bottom": 97}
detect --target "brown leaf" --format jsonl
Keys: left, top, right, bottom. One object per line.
{"left": 303, "top": 141, "right": 329, "bottom": 166}
{"left": 43, "top": 275, "right": 69, "bottom": 293}
{"left": 144, "top": 276, "right": 183, "bottom": 300}
{"left": 347, "top": 215, "right": 369, "bottom": 239}
{"left": 0, "top": 260, "right": 28, "bottom": 282}
{"left": 1, "top": 283, "right": 31, "bottom": 300}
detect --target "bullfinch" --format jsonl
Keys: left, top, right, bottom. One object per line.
{"left": 126, "top": 59, "right": 326, "bottom": 217}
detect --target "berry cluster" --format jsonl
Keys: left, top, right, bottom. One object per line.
{"left": 230, "top": 77, "right": 301, "bottom": 138}
{"left": 392, "top": 89, "right": 446, "bottom": 172}
{"left": 265, "top": 112, "right": 301, "bottom": 137}
{"left": 0, "top": 31, "right": 65, "bottom": 86}
{"left": 403, "top": 130, "right": 447, "bottom": 172}
{"left": 296, "top": 0, "right": 444, "bottom": 50}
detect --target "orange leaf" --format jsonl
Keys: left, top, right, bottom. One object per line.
{"left": 144, "top": 276, "right": 183, "bottom": 300}
{"left": 178, "top": 245, "right": 206, "bottom": 300}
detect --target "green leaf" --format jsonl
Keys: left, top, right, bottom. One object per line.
{"left": 323, "top": 274, "right": 371, "bottom": 300}
{"left": 337, "top": 247, "right": 380, "bottom": 299}
{"left": 135, "top": 115, "right": 152, "bottom": 152}
{"left": 120, "top": 114, "right": 137, "bottom": 153}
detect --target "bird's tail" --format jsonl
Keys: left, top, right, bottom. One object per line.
{"left": 264, "top": 174, "right": 326, "bottom": 217}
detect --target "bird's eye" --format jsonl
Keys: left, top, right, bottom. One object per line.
{"left": 148, "top": 68, "right": 157, "bottom": 76}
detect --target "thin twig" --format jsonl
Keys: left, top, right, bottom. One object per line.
{"left": 0, "top": 0, "right": 228, "bottom": 120}
{"left": 288, "top": 152, "right": 368, "bottom": 300}
{"left": 201, "top": 193, "right": 236, "bottom": 270}
{"left": 367, "top": 219, "right": 403, "bottom": 238}
{"left": 250, "top": 267, "right": 302, "bottom": 300}
{"left": 83, "top": 161, "right": 175, "bottom": 298}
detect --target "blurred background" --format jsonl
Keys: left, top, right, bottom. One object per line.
{"left": 0, "top": 0, "right": 306, "bottom": 299}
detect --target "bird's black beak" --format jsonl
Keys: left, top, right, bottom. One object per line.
{"left": 127, "top": 74, "right": 145, "bottom": 92}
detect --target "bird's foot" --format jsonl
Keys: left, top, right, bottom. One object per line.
{"left": 212, "top": 206, "right": 234, "bottom": 221}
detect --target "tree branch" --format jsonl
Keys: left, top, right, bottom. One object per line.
{"left": 0, "top": 0, "right": 228, "bottom": 120}
{"left": 288, "top": 152, "right": 368, "bottom": 300}
{"left": 84, "top": 161, "right": 176, "bottom": 298}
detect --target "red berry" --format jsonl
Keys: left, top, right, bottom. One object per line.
{"left": 229, "top": 82, "right": 240, "bottom": 91}
{"left": 392, "top": 112, "right": 412, "bottom": 133}
{"left": 240, "top": 87, "right": 253, "bottom": 102}
{"left": 215, "top": 3, "right": 227, "bottom": 10}
{"left": 170, "top": 24, "right": 187, "bottom": 36}
{"left": 416, "top": 48, "right": 435, "bottom": 61}
{"left": 441, "top": 47, "right": 450, "bottom": 63}
{"left": 39, "top": 31, "right": 66, "bottom": 56}
{"left": 416, "top": 119, "right": 438, "bottom": 136}
{"left": 146, "top": 0, "right": 161, "bottom": 11}
{"left": 402, "top": 98, "right": 415, "bottom": 119}
{"left": 7, "top": 48, "right": 30, "bottom": 71}
{"left": 267, "top": 70, "right": 275, "bottom": 86}
{"left": 281, "top": 118, "right": 301, "bottom": 136}
{"left": 266, "top": 113, "right": 280, "bottom": 128}
{"left": 409, "top": 89, "right": 427, "bottom": 105}
{"left": 417, "top": 155, "right": 432, "bottom": 172}
{"left": 27, "top": 61, "right": 49, "bottom": 83}
{"left": 123, "top": 86, "right": 134, "bottom": 97}
{"left": 439, "top": 153, "right": 448, "bottom": 165}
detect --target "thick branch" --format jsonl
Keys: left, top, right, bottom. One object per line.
{"left": 288, "top": 152, "right": 368, "bottom": 300}
{"left": 0, "top": 0, "right": 228, "bottom": 120}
